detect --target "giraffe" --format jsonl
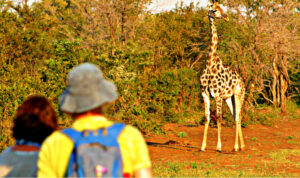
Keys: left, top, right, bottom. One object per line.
{"left": 199, "top": 0, "right": 246, "bottom": 152}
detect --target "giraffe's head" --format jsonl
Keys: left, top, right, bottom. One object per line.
{"left": 208, "top": 0, "right": 229, "bottom": 22}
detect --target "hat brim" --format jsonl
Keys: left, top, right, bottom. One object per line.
{"left": 59, "top": 80, "right": 118, "bottom": 113}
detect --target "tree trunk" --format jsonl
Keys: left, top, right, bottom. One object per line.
{"left": 187, "top": 86, "right": 192, "bottom": 110}
{"left": 276, "top": 77, "right": 280, "bottom": 105}
{"left": 121, "top": 7, "right": 126, "bottom": 45}
{"left": 279, "top": 55, "right": 288, "bottom": 113}
{"left": 280, "top": 74, "right": 288, "bottom": 113}
{"left": 178, "top": 86, "right": 185, "bottom": 110}
{"left": 271, "top": 57, "right": 279, "bottom": 107}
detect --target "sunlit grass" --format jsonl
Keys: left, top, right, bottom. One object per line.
{"left": 152, "top": 161, "right": 297, "bottom": 177}
{"left": 269, "top": 149, "right": 300, "bottom": 163}
{"left": 287, "top": 100, "right": 299, "bottom": 113}
{"left": 275, "top": 132, "right": 283, "bottom": 136}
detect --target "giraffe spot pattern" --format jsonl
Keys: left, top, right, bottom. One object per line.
{"left": 213, "top": 45, "right": 217, "bottom": 50}
{"left": 201, "top": 42, "right": 245, "bottom": 99}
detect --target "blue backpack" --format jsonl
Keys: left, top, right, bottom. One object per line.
{"left": 61, "top": 123, "right": 126, "bottom": 177}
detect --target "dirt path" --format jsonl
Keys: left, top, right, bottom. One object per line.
{"left": 146, "top": 118, "right": 300, "bottom": 175}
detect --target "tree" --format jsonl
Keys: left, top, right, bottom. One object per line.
{"left": 222, "top": 0, "right": 299, "bottom": 113}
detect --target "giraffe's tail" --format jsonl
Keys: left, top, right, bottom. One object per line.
{"left": 232, "top": 94, "right": 237, "bottom": 121}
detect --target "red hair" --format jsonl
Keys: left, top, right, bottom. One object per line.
{"left": 13, "top": 95, "right": 58, "bottom": 144}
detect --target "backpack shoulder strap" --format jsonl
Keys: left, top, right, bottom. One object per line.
{"left": 61, "top": 128, "right": 82, "bottom": 143}
{"left": 62, "top": 123, "right": 127, "bottom": 147}
{"left": 61, "top": 128, "right": 82, "bottom": 177}
{"left": 61, "top": 124, "right": 125, "bottom": 143}
{"left": 106, "top": 123, "right": 126, "bottom": 140}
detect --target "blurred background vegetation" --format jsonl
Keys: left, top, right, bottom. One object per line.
{"left": 0, "top": 0, "right": 299, "bottom": 150}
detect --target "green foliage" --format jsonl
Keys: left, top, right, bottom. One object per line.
{"left": 169, "top": 162, "right": 180, "bottom": 173}
{"left": 287, "top": 100, "right": 299, "bottom": 113}
{"left": 0, "top": 0, "right": 299, "bottom": 151}
{"left": 244, "top": 108, "right": 277, "bottom": 127}
{"left": 251, "top": 137, "right": 258, "bottom": 141}
{"left": 177, "top": 132, "right": 188, "bottom": 138}
{"left": 108, "top": 65, "right": 201, "bottom": 132}
{"left": 191, "top": 162, "right": 197, "bottom": 169}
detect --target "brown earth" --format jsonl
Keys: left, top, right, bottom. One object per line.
{"left": 146, "top": 116, "right": 300, "bottom": 175}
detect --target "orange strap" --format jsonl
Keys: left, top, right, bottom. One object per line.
{"left": 123, "top": 173, "right": 130, "bottom": 178}
{"left": 12, "top": 145, "right": 39, "bottom": 152}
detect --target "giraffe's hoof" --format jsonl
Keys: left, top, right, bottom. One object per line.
{"left": 217, "top": 150, "right": 222, "bottom": 153}
{"left": 201, "top": 145, "right": 206, "bottom": 152}
{"left": 232, "top": 148, "right": 239, "bottom": 152}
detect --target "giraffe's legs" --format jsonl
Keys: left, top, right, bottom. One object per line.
{"left": 234, "top": 89, "right": 245, "bottom": 151}
{"left": 234, "top": 118, "right": 240, "bottom": 151}
{"left": 216, "top": 98, "right": 223, "bottom": 152}
{"left": 226, "top": 96, "right": 239, "bottom": 151}
{"left": 238, "top": 90, "right": 245, "bottom": 151}
{"left": 201, "top": 91, "right": 210, "bottom": 151}
{"left": 238, "top": 120, "right": 245, "bottom": 150}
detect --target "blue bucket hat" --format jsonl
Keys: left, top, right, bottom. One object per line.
{"left": 59, "top": 63, "right": 118, "bottom": 113}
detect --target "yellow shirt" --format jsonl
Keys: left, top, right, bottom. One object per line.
{"left": 37, "top": 115, "right": 151, "bottom": 177}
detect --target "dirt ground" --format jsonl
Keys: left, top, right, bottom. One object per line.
{"left": 146, "top": 116, "right": 300, "bottom": 176}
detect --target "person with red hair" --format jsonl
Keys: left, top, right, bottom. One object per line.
{"left": 0, "top": 95, "right": 58, "bottom": 177}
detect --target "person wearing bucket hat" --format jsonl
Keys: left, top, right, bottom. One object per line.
{"left": 37, "top": 63, "right": 153, "bottom": 177}
{"left": 59, "top": 63, "right": 118, "bottom": 113}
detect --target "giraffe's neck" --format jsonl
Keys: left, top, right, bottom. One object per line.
{"left": 207, "top": 19, "right": 219, "bottom": 68}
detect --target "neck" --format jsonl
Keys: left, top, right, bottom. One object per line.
{"left": 74, "top": 112, "right": 104, "bottom": 120}
{"left": 207, "top": 19, "right": 218, "bottom": 67}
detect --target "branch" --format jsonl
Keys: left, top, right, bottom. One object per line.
{"left": 257, "top": 91, "right": 274, "bottom": 104}
{"left": 288, "top": 94, "right": 300, "bottom": 99}
{"left": 190, "top": 53, "right": 203, "bottom": 69}
{"left": 295, "top": 87, "right": 300, "bottom": 95}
